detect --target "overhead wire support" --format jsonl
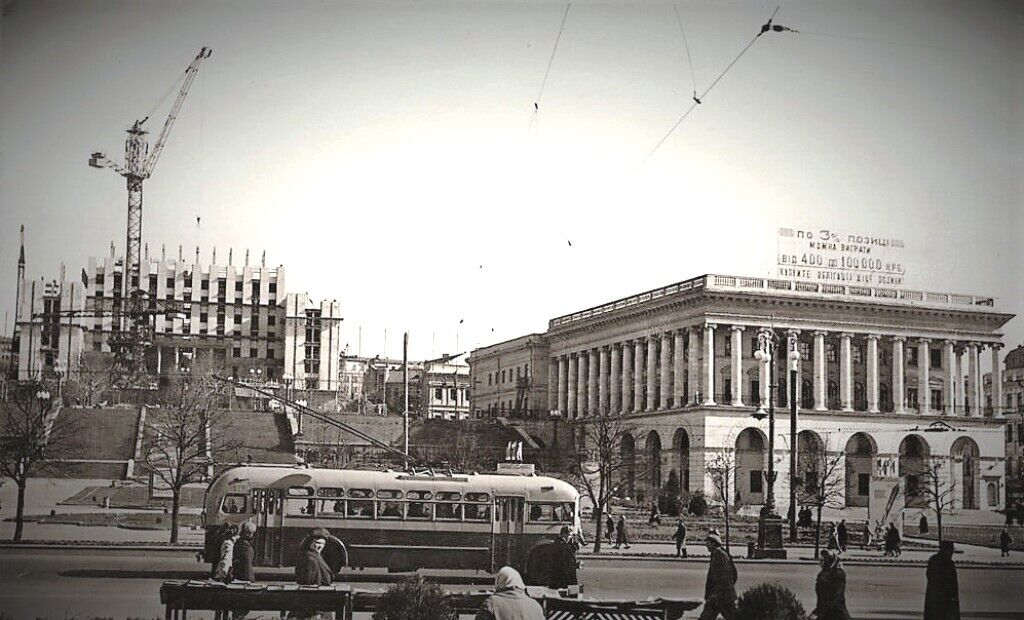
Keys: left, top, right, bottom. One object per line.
{"left": 642, "top": 6, "right": 797, "bottom": 165}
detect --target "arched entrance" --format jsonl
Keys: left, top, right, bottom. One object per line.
{"left": 797, "top": 430, "right": 824, "bottom": 503}
{"left": 951, "top": 436, "right": 980, "bottom": 510}
{"left": 672, "top": 428, "right": 691, "bottom": 498}
{"left": 845, "top": 432, "right": 877, "bottom": 507}
{"left": 735, "top": 428, "right": 767, "bottom": 506}
{"left": 646, "top": 431, "right": 662, "bottom": 497}
{"left": 899, "top": 434, "right": 930, "bottom": 508}
{"left": 619, "top": 434, "right": 636, "bottom": 501}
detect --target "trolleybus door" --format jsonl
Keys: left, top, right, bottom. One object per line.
{"left": 252, "top": 488, "right": 284, "bottom": 566}
{"left": 492, "top": 496, "right": 525, "bottom": 573}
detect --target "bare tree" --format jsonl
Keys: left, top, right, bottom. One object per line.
{"left": 913, "top": 457, "right": 957, "bottom": 542}
{"left": 143, "top": 366, "right": 238, "bottom": 543}
{"left": 0, "top": 380, "right": 79, "bottom": 541}
{"left": 567, "top": 412, "right": 644, "bottom": 553}
{"left": 799, "top": 438, "right": 847, "bottom": 558}
{"left": 63, "top": 351, "right": 115, "bottom": 407}
{"left": 705, "top": 446, "right": 737, "bottom": 554}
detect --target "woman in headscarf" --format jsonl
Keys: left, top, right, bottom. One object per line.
{"left": 294, "top": 529, "right": 334, "bottom": 586}
{"left": 475, "top": 567, "right": 544, "bottom": 620}
{"left": 809, "top": 550, "right": 850, "bottom": 620}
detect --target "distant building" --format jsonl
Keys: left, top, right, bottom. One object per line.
{"left": 16, "top": 273, "right": 86, "bottom": 381}
{"left": 468, "top": 334, "right": 551, "bottom": 418}
{"left": 985, "top": 344, "right": 1024, "bottom": 481}
{"left": 282, "top": 293, "right": 343, "bottom": 391}
{"left": 420, "top": 355, "right": 471, "bottom": 420}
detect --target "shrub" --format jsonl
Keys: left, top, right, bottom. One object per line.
{"left": 688, "top": 491, "right": 708, "bottom": 517}
{"left": 736, "top": 583, "right": 807, "bottom": 620}
{"left": 372, "top": 575, "right": 456, "bottom": 620}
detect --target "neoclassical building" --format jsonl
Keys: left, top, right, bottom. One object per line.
{"left": 477, "top": 274, "right": 1015, "bottom": 518}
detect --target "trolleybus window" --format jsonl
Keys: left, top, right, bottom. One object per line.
{"left": 463, "top": 500, "right": 490, "bottom": 521}
{"left": 435, "top": 491, "right": 462, "bottom": 521}
{"left": 316, "top": 487, "right": 345, "bottom": 518}
{"left": 283, "top": 486, "right": 316, "bottom": 517}
{"left": 377, "top": 489, "right": 403, "bottom": 519}
{"left": 406, "top": 490, "right": 432, "bottom": 520}
{"left": 527, "top": 502, "right": 575, "bottom": 523}
{"left": 347, "top": 489, "right": 373, "bottom": 518}
{"left": 220, "top": 494, "right": 248, "bottom": 514}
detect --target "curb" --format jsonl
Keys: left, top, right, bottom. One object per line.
{"left": 578, "top": 552, "right": 1024, "bottom": 570}
{"left": 0, "top": 542, "right": 201, "bottom": 552}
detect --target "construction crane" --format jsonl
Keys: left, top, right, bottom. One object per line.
{"left": 88, "top": 47, "right": 212, "bottom": 384}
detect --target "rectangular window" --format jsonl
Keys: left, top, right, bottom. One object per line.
{"left": 450, "top": 388, "right": 457, "bottom": 400}
{"left": 930, "top": 349, "right": 942, "bottom": 369}
{"left": 908, "top": 348, "right": 918, "bottom": 366}
{"left": 346, "top": 489, "right": 373, "bottom": 518}
{"left": 267, "top": 349, "right": 275, "bottom": 360}
{"left": 268, "top": 315, "right": 276, "bottom": 326}
{"left": 435, "top": 387, "right": 443, "bottom": 400}
{"left": 827, "top": 344, "right": 837, "bottom": 363}
{"left": 853, "top": 346, "right": 863, "bottom": 365}
{"left": 799, "top": 342, "right": 810, "bottom": 361}
{"left": 501, "top": 370, "right": 506, "bottom": 383}
{"left": 405, "top": 490, "right": 433, "bottom": 520}
{"left": 201, "top": 279, "right": 209, "bottom": 290}
{"left": 435, "top": 491, "right": 463, "bottom": 520}
{"left": 235, "top": 281, "right": 243, "bottom": 292}
{"left": 858, "top": 473, "right": 870, "bottom": 496}
{"left": 250, "top": 348, "right": 257, "bottom": 358}
{"left": 1008, "top": 424, "right": 1014, "bottom": 443}
{"left": 724, "top": 338, "right": 732, "bottom": 356}
{"left": 233, "top": 347, "right": 241, "bottom": 358}
{"left": 931, "top": 389, "right": 943, "bottom": 411}
{"left": 166, "top": 277, "right": 174, "bottom": 289}
{"left": 750, "top": 471, "right": 763, "bottom": 493}
{"left": 220, "top": 494, "right": 248, "bottom": 514}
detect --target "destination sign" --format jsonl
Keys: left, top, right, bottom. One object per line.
{"left": 776, "top": 227, "right": 907, "bottom": 287}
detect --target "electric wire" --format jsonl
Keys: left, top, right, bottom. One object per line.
{"left": 529, "top": 2, "right": 572, "bottom": 132}
{"left": 673, "top": 4, "right": 698, "bottom": 102}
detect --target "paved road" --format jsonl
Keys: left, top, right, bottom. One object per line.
{"left": 2, "top": 548, "right": 1023, "bottom": 619}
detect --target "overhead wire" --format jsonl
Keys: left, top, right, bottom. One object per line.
{"left": 529, "top": 2, "right": 572, "bottom": 133}
{"left": 673, "top": 4, "right": 699, "bottom": 103}
{"left": 642, "top": 6, "right": 792, "bottom": 165}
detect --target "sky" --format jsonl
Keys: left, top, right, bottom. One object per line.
{"left": 1, "top": 0, "right": 1022, "bottom": 363}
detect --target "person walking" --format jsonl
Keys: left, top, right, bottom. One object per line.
{"left": 924, "top": 540, "right": 960, "bottom": 620}
{"left": 919, "top": 514, "right": 930, "bottom": 534}
{"left": 673, "top": 518, "right": 688, "bottom": 558}
{"left": 550, "top": 526, "right": 579, "bottom": 588}
{"left": 809, "top": 550, "right": 850, "bottom": 620}
{"left": 475, "top": 566, "right": 544, "bottom": 620}
{"left": 649, "top": 502, "right": 662, "bottom": 526}
{"left": 836, "top": 520, "right": 848, "bottom": 553}
{"left": 213, "top": 524, "right": 239, "bottom": 582}
{"left": 861, "top": 522, "right": 873, "bottom": 551}
{"left": 605, "top": 513, "right": 615, "bottom": 544}
{"left": 1000, "top": 528, "right": 1011, "bottom": 557}
{"left": 614, "top": 515, "right": 631, "bottom": 549}
{"left": 827, "top": 523, "right": 840, "bottom": 551}
{"left": 699, "top": 531, "right": 737, "bottom": 620}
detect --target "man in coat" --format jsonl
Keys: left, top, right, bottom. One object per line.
{"left": 614, "top": 515, "right": 631, "bottom": 549}
{"left": 232, "top": 521, "right": 257, "bottom": 582}
{"left": 550, "top": 526, "right": 579, "bottom": 588}
{"left": 924, "top": 540, "right": 960, "bottom": 620}
{"left": 699, "top": 531, "right": 737, "bottom": 620}
{"left": 836, "top": 519, "right": 848, "bottom": 552}
{"left": 809, "top": 550, "right": 850, "bottom": 620}
{"left": 673, "top": 519, "right": 688, "bottom": 557}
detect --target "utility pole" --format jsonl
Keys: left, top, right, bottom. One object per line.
{"left": 789, "top": 355, "right": 799, "bottom": 542}
{"left": 403, "top": 332, "right": 409, "bottom": 468}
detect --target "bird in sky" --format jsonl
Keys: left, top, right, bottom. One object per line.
{"left": 567, "top": 240, "right": 572, "bottom": 247}
{"left": 459, "top": 319, "right": 464, "bottom": 324}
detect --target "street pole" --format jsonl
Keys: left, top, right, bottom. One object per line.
{"left": 403, "top": 332, "right": 409, "bottom": 468}
{"left": 766, "top": 348, "right": 776, "bottom": 515}
{"left": 789, "top": 365, "right": 798, "bottom": 542}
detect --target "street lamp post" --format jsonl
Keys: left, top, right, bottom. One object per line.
{"left": 788, "top": 341, "right": 800, "bottom": 543}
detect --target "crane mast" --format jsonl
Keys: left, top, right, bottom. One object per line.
{"left": 89, "top": 47, "right": 212, "bottom": 385}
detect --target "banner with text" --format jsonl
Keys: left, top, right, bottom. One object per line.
{"left": 776, "top": 227, "right": 907, "bottom": 287}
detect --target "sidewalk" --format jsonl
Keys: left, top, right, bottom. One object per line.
{"left": 580, "top": 538, "right": 1024, "bottom": 568}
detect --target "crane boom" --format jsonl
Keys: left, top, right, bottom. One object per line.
{"left": 145, "top": 47, "right": 212, "bottom": 176}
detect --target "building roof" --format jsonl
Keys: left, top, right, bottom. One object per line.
{"left": 1006, "top": 345, "right": 1024, "bottom": 370}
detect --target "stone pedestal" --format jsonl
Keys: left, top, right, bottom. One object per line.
{"left": 750, "top": 510, "right": 788, "bottom": 559}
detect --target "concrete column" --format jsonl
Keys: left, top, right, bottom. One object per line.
{"left": 687, "top": 327, "right": 700, "bottom": 405}
{"left": 673, "top": 330, "right": 686, "bottom": 407}
{"left": 567, "top": 354, "right": 578, "bottom": 419}
{"left": 703, "top": 324, "right": 716, "bottom": 406}
{"left": 893, "top": 337, "right": 906, "bottom": 414}
{"left": 659, "top": 332, "right": 672, "bottom": 409}
{"left": 634, "top": 339, "right": 645, "bottom": 412}
{"left": 621, "top": 341, "right": 634, "bottom": 413}
{"left": 866, "top": 334, "right": 880, "bottom": 413}
{"left": 731, "top": 325, "right": 745, "bottom": 407}
{"left": 814, "top": 331, "right": 827, "bottom": 411}
{"left": 576, "top": 353, "right": 587, "bottom": 417}
{"left": 588, "top": 348, "right": 599, "bottom": 416}
{"left": 944, "top": 341, "right": 956, "bottom": 415}
{"left": 757, "top": 328, "right": 770, "bottom": 413}
{"left": 598, "top": 346, "right": 610, "bottom": 415}
{"left": 992, "top": 344, "right": 1004, "bottom": 417}
{"left": 967, "top": 342, "right": 980, "bottom": 416}
{"left": 646, "top": 336, "right": 658, "bottom": 412}
{"left": 547, "top": 358, "right": 558, "bottom": 412}
{"left": 610, "top": 344, "right": 622, "bottom": 414}
{"left": 918, "top": 339, "right": 931, "bottom": 414}
{"left": 557, "top": 356, "right": 568, "bottom": 415}
{"left": 955, "top": 345, "right": 966, "bottom": 415}
{"left": 840, "top": 333, "right": 853, "bottom": 411}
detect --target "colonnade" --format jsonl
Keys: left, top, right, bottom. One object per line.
{"left": 546, "top": 324, "right": 1002, "bottom": 418}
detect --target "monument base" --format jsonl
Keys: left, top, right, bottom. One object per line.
{"left": 750, "top": 510, "right": 788, "bottom": 559}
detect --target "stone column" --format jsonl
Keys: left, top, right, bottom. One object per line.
{"left": 646, "top": 336, "right": 658, "bottom": 412}
{"left": 547, "top": 358, "right": 558, "bottom": 412}
{"left": 967, "top": 342, "right": 980, "bottom": 416}
{"left": 621, "top": 341, "right": 634, "bottom": 413}
{"left": 634, "top": 339, "right": 645, "bottom": 412}
{"left": 557, "top": 356, "right": 568, "bottom": 415}
{"left": 576, "top": 353, "right": 587, "bottom": 417}
{"left": 731, "top": 325, "right": 745, "bottom": 406}
{"left": 840, "top": 333, "right": 853, "bottom": 411}
{"left": 598, "top": 346, "right": 610, "bottom": 415}
{"left": 757, "top": 328, "right": 770, "bottom": 413}
{"left": 867, "top": 334, "right": 880, "bottom": 413}
{"left": 955, "top": 345, "right": 966, "bottom": 415}
{"left": 944, "top": 340, "right": 956, "bottom": 415}
{"left": 566, "top": 354, "right": 577, "bottom": 419}
{"left": 588, "top": 348, "right": 599, "bottom": 416}
{"left": 814, "top": 331, "right": 827, "bottom": 411}
{"left": 660, "top": 332, "right": 672, "bottom": 409}
{"left": 892, "top": 337, "right": 906, "bottom": 414}
{"left": 992, "top": 344, "right": 1004, "bottom": 417}
{"left": 673, "top": 330, "right": 686, "bottom": 407}
{"left": 610, "top": 344, "right": 622, "bottom": 414}
{"left": 688, "top": 327, "right": 700, "bottom": 405}
{"left": 703, "top": 323, "right": 716, "bottom": 406}
{"left": 918, "top": 339, "right": 931, "bottom": 414}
